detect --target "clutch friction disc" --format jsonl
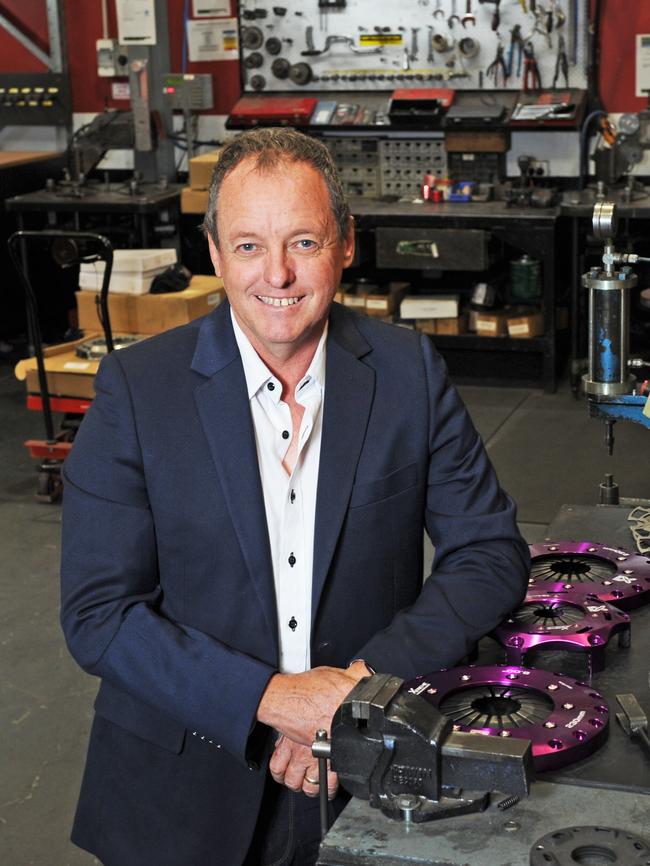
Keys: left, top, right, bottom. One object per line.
{"left": 402, "top": 665, "right": 610, "bottom": 772}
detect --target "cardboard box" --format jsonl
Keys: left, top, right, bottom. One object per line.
{"left": 400, "top": 294, "right": 459, "bottom": 319}
{"left": 15, "top": 335, "right": 102, "bottom": 400}
{"left": 181, "top": 186, "right": 209, "bottom": 215}
{"left": 76, "top": 291, "right": 136, "bottom": 333}
{"left": 414, "top": 320, "right": 437, "bottom": 335}
{"left": 476, "top": 311, "right": 509, "bottom": 337}
{"left": 134, "top": 276, "right": 224, "bottom": 334}
{"left": 365, "top": 294, "right": 396, "bottom": 317}
{"left": 77, "top": 276, "right": 224, "bottom": 337}
{"left": 435, "top": 314, "right": 468, "bottom": 335}
{"left": 189, "top": 149, "right": 221, "bottom": 190}
{"left": 342, "top": 293, "right": 367, "bottom": 311}
{"left": 507, "top": 311, "right": 544, "bottom": 339}
{"left": 79, "top": 249, "right": 177, "bottom": 295}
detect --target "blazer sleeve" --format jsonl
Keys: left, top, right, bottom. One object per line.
{"left": 354, "top": 335, "right": 530, "bottom": 678}
{"left": 60, "top": 351, "right": 276, "bottom": 766}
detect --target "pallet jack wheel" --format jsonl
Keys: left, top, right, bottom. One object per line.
{"left": 36, "top": 460, "right": 63, "bottom": 504}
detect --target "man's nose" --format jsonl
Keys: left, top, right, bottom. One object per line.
{"left": 263, "top": 246, "right": 295, "bottom": 288}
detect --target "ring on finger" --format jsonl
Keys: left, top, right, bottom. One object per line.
{"left": 304, "top": 774, "right": 319, "bottom": 785}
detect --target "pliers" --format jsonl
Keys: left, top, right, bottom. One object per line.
{"left": 486, "top": 43, "right": 508, "bottom": 86}
{"left": 523, "top": 41, "right": 542, "bottom": 91}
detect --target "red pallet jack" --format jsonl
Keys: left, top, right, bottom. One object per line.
{"left": 8, "top": 231, "right": 115, "bottom": 502}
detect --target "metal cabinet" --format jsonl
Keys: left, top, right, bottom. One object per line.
{"left": 349, "top": 199, "right": 562, "bottom": 392}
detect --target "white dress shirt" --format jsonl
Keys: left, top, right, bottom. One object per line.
{"left": 231, "top": 310, "right": 326, "bottom": 673}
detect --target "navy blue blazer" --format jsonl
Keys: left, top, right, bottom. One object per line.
{"left": 60, "top": 300, "right": 529, "bottom": 866}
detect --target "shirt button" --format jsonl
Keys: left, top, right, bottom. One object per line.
{"left": 289, "top": 617, "right": 298, "bottom": 631}
{"left": 267, "top": 382, "right": 275, "bottom": 391}
{"left": 282, "top": 430, "right": 290, "bottom": 440}
{"left": 288, "top": 553, "right": 296, "bottom": 567}
{"left": 290, "top": 489, "right": 296, "bottom": 503}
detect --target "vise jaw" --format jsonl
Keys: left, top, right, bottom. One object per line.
{"left": 330, "top": 673, "right": 533, "bottom": 823}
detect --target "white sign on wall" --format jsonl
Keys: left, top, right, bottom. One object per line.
{"left": 116, "top": 0, "right": 157, "bottom": 46}
{"left": 187, "top": 18, "right": 238, "bottom": 61}
{"left": 636, "top": 34, "right": 650, "bottom": 98}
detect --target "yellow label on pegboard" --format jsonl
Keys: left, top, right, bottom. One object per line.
{"left": 359, "top": 33, "right": 403, "bottom": 45}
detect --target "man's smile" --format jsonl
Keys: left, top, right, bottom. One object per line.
{"left": 256, "top": 295, "right": 305, "bottom": 307}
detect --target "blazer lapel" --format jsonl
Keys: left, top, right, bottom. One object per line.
{"left": 312, "top": 305, "right": 375, "bottom": 625}
{"left": 191, "top": 303, "right": 278, "bottom": 650}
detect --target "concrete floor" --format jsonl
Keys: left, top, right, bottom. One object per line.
{"left": 1, "top": 355, "right": 648, "bottom": 866}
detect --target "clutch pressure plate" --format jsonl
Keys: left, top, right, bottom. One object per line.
{"left": 492, "top": 586, "right": 631, "bottom": 676}
{"left": 528, "top": 541, "right": 650, "bottom": 610}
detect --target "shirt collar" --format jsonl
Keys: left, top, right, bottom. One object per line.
{"left": 230, "top": 308, "right": 328, "bottom": 401}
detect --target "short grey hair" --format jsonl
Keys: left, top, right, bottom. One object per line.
{"left": 201, "top": 127, "right": 351, "bottom": 247}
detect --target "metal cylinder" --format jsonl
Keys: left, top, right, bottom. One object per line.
{"left": 582, "top": 268, "right": 637, "bottom": 396}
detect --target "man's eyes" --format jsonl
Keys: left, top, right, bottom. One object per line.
{"left": 234, "top": 239, "right": 318, "bottom": 253}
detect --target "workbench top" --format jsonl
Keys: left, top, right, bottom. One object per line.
{"left": 318, "top": 503, "right": 650, "bottom": 865}
{"left": 0, "top": 150, "right": 62, "bottom": 169}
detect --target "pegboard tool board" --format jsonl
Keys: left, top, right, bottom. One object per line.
{"left": 238, "top": 0, "right": 588, "bottom": 93}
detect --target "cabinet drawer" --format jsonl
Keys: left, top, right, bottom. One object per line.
{"left": 375, "top": 227, "right": 489, "bottom": 271}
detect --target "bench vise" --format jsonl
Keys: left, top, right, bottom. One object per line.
{"left": 313, "top": 674, "right": 533, "bottom": 826}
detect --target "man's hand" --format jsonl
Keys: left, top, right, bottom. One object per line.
{"left": 270, "top": 735, "right": 338, "bottom": 799}
{"left": 257, "top": 661, "right": 371, "bottom": 746}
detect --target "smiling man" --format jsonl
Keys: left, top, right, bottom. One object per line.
{"left": 60, "top": 128, "right": 529, "bottom": 866}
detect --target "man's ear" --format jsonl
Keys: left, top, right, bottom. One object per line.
{"left": 207, "top": 234, "right": 223, "bottom": 278}
{"left": 342, "top": 215, "right": 356, "bottom": 268}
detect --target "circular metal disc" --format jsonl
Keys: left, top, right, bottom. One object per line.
{"left": 618, "top": 112, "right": 641, "bottom": 136}
{"left": 249, "top": 74, "right": 266, "bottom": 91}
{"left": 289, "top": 62, "right": 313, "bottom": 86}
{"left": 265, "top": 37, "right": 282, "bottom": 55}
{"left": 530, "top": 826, "right": 650, "bottom": 865}
{"left": 528, "top": 541, "right": 650, "bottom": 610}
{"left": 242, "top": 26, "right": 264, "bottom": 50}
{"left": 271, "top": 58, "right": 290, "bottom": 79}
{"left": 592, "top": 201, "right": 618, "bottom": 240}
{"left": 402, "top": 666, "right": 609, "bottom": 772}
{"left": 244, "top": 51, "right": 263, "bottom": 69}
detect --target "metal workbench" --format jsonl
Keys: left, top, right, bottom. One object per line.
{"left": 318, "top": 503, "right": 650, "bottom": 865}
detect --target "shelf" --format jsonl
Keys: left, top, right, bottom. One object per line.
{"left": 430, "top": 334, "right": 547, "bottom": 352}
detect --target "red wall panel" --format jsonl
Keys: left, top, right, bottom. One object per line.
{"left": 0, "top": 0, "right": 242, "bottom": 116}
{"left": 598, "top": 1, "right": 650, "bottom": 113}
{"left": 0, "top": 1, "right": 647, "bottom": 116}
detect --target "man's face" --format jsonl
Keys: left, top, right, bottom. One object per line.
{"left": 208, "top": 157, "right": 354, "bottom": 362}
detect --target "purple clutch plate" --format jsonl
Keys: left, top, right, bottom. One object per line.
{"left": 402, "top": 665, "right": 609, "bottom": 772}
{"left": 493, "top": 586, "right": 631, "bottom": 676}
{"left": 528, "top": 541, "right": 650, "bottom": 610}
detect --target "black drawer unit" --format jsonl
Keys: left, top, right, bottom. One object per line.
{"left": 375, "top": 227, "right": 489, "bottom": 271}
